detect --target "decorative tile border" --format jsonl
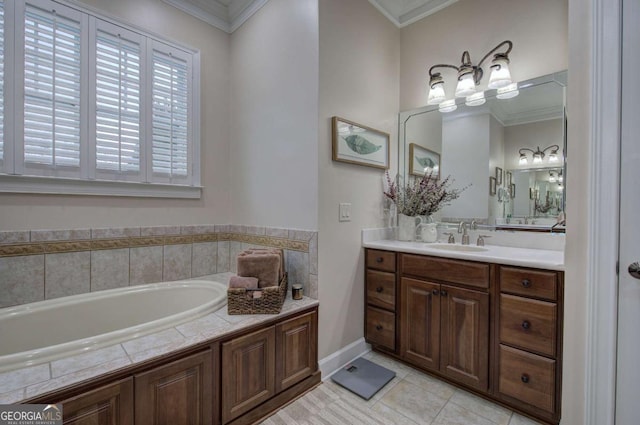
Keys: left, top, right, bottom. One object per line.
{"left": 0, "top": 232, "right": 309, "bottom": 258}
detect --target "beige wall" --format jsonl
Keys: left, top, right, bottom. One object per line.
{"left": 318, "top": 0, "right": 400, "bottom": 358}
{"left": 399, "top": 0, "right": 568, "bottom": 111}
{"left": 0, "top": 0, "right": 231, "bottom": 230}
{"left": 229, "top": 0, "right": 319, "bottom": 230}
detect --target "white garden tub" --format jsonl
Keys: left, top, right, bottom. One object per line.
{"left": 0, "top": 279, "right": 227, "bottom": 372}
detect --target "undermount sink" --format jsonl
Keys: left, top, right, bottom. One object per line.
{"left": 429, "top": 244, "right": 489, "bottom": 252}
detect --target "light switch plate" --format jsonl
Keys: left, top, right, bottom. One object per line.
{"left": 339, "top": 203, "right": 352, "bottom": 222}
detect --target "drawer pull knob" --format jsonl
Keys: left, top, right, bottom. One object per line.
{"left": 521, "top": 374, "right": 530, "bottom": 384}
{"left": 376, "top": 325, "right": 383, "bottom": 331}
{"left": 376, "top": 257, "right": 384, "bottom": 263}
{"left": 440, "top": 289, "right": 448, "bottom": 296}
{"left": 522, "top": 279, "right": 532, "bottom": 288}
{"left": 376, "top": 287, "right": 383, "bottom": 293}
{"left": 432, "top": 289, "right": 439, "bottom": 295}
{"left": 522, "top": 320, "right": 531, "bottom": 330}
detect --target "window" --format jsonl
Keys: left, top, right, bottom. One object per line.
{"left": 0, "top": 0, "right": 201, "bottom": 197}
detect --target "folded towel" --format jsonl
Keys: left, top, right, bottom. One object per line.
{"left": 243, "top": 248, "right": 285, "bottom": 279}
{"left": 228, "top": 276, "right": 259, "bottom": 289}
{"left": 237, "top": 252, "right": 281, "bottom": 288}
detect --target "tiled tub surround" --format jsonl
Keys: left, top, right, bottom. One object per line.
{"left": 0, "top": 272, "right": 319, "bottom": 404}
{"left": 0, "top": 225, "right": 318, "bottom": 308}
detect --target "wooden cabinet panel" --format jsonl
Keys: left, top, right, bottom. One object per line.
{"left": 440, "top": 285, "right": 489, "bottom": 391}
{"left": 498, "top": 345, "right": 556, "bottom": 414}
{"left": 500, "top": 267, "right": 557, "bottom": 301}
{"left": 222, "top": 326, "right": 275, "bottom": 424}
{"left": 275, "top": 312, "right": 318, "bottom": 393}
{"left": 366, "top": 250, "right": 396, "bottom": 272}
{"left": 61, "top": 378, "right": 133, "bottom": 425}
{"left": 500, "top": 294, "right": 557, "bottom": 357}
{"left": 135, "top": 350, "right": 213, "bottom": 425}
{"left": 366, "top": 269, "right": 396, "bottom": 311}
{"left": 401, "top": 254, "right": 489, "bottom": 289}
{"left": 366, "top": 306, "right": 396, "bottom": 351}
{"left": 400, "top": 278, "right": 440, "bottom": 371}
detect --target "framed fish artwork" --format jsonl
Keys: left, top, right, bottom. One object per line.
{"left": 408, "top": 143, "right": 440, "bottom": 178}
{"left": 331, "top": 117, "right": 390, "bottom": 170}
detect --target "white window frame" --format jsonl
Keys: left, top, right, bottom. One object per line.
{"left": 0, "top": 0, "right": 202, "bottom": 198}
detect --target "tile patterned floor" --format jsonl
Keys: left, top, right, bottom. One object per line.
{"left": 261, "top": 351, "right": 544, "bottom": 425}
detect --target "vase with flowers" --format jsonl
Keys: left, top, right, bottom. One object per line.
{"left": 384, "top": 171, "right": 468, "bottom": 241}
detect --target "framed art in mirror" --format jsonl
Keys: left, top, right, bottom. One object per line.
{"left": 331, "top": 116, "right": 390, "bottom": 169}
{"left": 489, "top": 177, "right": 497, "bottom": 196}
{"left": 409, "top": 143, "right": 440, "bottom": 178}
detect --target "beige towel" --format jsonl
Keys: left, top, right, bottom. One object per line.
{"left": 243, "top": 248, "right": 285, "bottom": 279}
{"left": 237, "top": 251, "right": 281, "bottom": 288}
{"left": 228, "top": 276, "right": 259, "bottom": 289}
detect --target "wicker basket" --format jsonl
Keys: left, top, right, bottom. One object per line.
{"left": 227, "top": 273, "right": 288, "bottom": 315}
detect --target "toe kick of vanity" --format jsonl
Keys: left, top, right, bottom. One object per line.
{"left": 364, "top": 247, "right": 564, "bottom": 425}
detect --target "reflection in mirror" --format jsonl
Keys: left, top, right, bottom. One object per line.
{"left": 398, "top": 71, "right": 567, "bottom": 231}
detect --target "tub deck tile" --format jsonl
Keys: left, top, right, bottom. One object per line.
{"left": 0, "top": 364, "right": 50, "bottom": 393}
{"left": 50, "top": 345, "right": 128, "bottom": 378}
{"left": 121, "top": 328, "right": 186, "bottom": 356}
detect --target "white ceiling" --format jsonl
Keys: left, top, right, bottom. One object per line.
{"left": 163, "top": 0, "right": 458, "bottom": 34}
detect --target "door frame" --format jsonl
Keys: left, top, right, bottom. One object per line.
{"left": 583, "top": 0, "right": 621, "bottom": 424}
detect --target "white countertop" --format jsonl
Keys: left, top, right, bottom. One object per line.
{"left": 0, "top": 273, "right": 318, "bottom": 404}
{"left": 363, "top": 239, "right": 564, "bottom": 271}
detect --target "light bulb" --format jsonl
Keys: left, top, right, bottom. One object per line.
{"left": 465, "top": 91, "right": 486, "bottom": 106}
{"left": 496, "top": 82, "right": 519, "bottom": 99}
{"left": 548, "top": 150, "right": 559, "bottom": 162}
{"left": 533, "top": 153, "right": 543, "bottom": 164}
{"left": 438, "top": 99, "right": 457, "bottom": 113}
{"left": 488, "top": 56, "right": 512, "bottom": 89}
{"left": 549, "top": 174, "right": 556, "bottom": 183}
{"left": 427, "top": 81, "right": 446, "bottom": 105}
{"left": 455, "top": 72, "right": 476, "bottom": 97}
{"left": 519, "top": 154, "right": 528, "bottom": 165}
{"left": 559, "top": 174, "right": 564, "bottom": 183}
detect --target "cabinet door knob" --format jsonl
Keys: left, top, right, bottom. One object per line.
{"left": 376, "top": 287, "right": 383, "bottom": 293}
{"left": 440, "top": 289, "right": 448, "bottom": 296}
{"left": 521, "top": 374, "right": 530, "bottom": 383}
{"left": 376, "top": 257, "right": 384, "bottom": 263}
{"left": 432, "top": 289, "right": 439, "bottom": 295}
{"left": 376, "top": 325, "right": 383, "bottom": 331}
{"left": 522, "top": 320, "right": 531, "bottom": 330}
{"left": 521, "top": 279, "right": 532, "bottom": 288}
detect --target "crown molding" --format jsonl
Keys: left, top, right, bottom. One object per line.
{"left": 162, "top": 0, "right": 270, "bottom": 34}
{"left": 368, "top": 0, "right": 458, "bottom": 28}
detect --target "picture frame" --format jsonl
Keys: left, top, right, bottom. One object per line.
{"left": 489, "top": 176, "right": 497, "bottom": 196}
{"left": 510, "top": 183, "right": 516, "bottom": 198}
{"left": 529, "top": 187, "right": 535, "bottom": 200}
{"left": 505, "top": 171, "right": 513, "bottom": 187}
{"left": 331, "top": 116, "right": 390, "bottom": 170}
{"left": 409, "top": 143, "right": 441, "bottom": 178}
{"left": 495, "top": 167, "right": 503, "bottom": 185}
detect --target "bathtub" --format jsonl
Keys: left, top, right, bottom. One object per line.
{"left": 0, "top": 279, "right": 227, "bottom": 372}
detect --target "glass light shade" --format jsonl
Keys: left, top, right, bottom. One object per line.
{"left": 549, "top": 174, "right": 556, "bottom": 183}
{"left": 439, "top": 99, "right": 457, "bottom": 113}
{"left": 427, "top": 81, "right": 446, "bottom": 105}
{"left": 465, "top": 91, "right": 486, "bottom": 106}
{"left": 559, "top": 174, "right": 564, "bottom": 183}
{"left": 455, "top": 73, "right": 476, "bottom": 97}
{"left": 496, "top": 82, "right": 519, "bottom": 99}
{"left": 488, "top": 57, "right": 512, "bottom": 89}
{"left": 519, "top": 154, "right": 528, "bottom": 165}
{"left": 548, "top": 151, "right": 559, "bottom": 162}
{"left": 533, "top": 152, "right": 543, "bottom": 164}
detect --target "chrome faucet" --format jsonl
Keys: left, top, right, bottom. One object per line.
{"left": 443, "top": 232, "right": 455, "bottom": 244}
{"left": 458, "top": 222, "right": 470, "bottom": 245}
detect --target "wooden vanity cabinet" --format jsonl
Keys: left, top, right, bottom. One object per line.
{"left": 60, "top": 378, "right": 134, "bottom": 425}
{"left": 364, "top": 249, "right": 398, "bottom": 352}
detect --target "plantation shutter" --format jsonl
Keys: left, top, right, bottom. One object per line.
{"left": 150, "top": 42, "right": 191, "bottom": 184}
{"left": 93, "top": 19, "right": 142, "bottom": 178}
{"left": 22, "top": 1, "right": 83, "bottom": 172}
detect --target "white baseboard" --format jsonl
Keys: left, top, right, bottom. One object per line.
{"left": 318, "top": 338, "right": 371, "bottom": 381}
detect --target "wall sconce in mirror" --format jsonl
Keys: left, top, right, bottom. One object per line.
{"left": 518, "top": 145, "right": 560, "bottom": 165}
{"left": 427, "top": 40, "right": 515, "bottom": 109}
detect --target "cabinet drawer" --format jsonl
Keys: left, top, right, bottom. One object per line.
{"left": 366, "top": 270, "right": 396, "bottom": 311}
{"left": 366, "top": 249, "right": 396, "bottom": 272}
{"left": 401, "top": 254, "right": 489, "bottom": 289}
{"left": 366, "top": 306, "right": 395, "bottom": 351}
{"left": 498, "top": 345, "right": 556, "bottom": 414}
{"left": 500, "top": 294, "right": 557, "bottom": 357}
{"left": 500, "top": 266, "right": 557, "bottom": 301}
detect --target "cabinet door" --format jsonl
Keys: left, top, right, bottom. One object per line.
{"left": 221, "top": 326, "right": 275, "bottom": 424}
{"left": 135, "top": 350, "right": 213, "bottom": 425}
{"left": 61, "top": 378, "right": 133, "bottom": 425}
{"left": 275, "top": 311, "right": 318, "bottom": 393}
{"left": 400, "top": 277, "right": 440, "bottom": 371}
{"left": 440, "top": 285, "right": 489, "bottom": 390}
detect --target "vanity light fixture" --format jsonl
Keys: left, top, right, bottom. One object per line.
{"left": 518, "top": 145, "right": 560, "bottom": 165}
{"left": 427, "top": 40, "right": 514, "bottom": 105}
{"left": 465, "top": 91, "right": 486, "bottom": 106}
{"left": 558, "top": 170, "right": 563, "bottom": 183}
{"left": 438, "top": 99, "right": 458, "bottom": 113}
{"left": 549, "top": 172, "right": 557, "bottom": 183}
{"left": 496, "top": 82, "right": 519, "bottom": 99}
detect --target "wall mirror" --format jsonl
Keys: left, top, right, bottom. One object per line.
{"left": 398, "top": 70, "right": 567, "bottom": 231}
